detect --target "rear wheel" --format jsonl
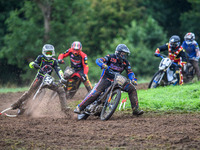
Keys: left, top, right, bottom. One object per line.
{"left": 148, "top": 71, "right": 164, "bottom": 88}
{"left": 100, "top": 88, "right": 121, "bottom": 121}
{"left": 183, "top": 65, "right": 195, "bottom": 83}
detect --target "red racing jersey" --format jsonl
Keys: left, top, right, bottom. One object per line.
{"left": 58, "top": 48, "right": 89, "bottom": 74}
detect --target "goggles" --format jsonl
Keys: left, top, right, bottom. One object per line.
{"left": 170, "top": 42, "right": 179, "bottom": 47}
{"left": 45, "top": 51, "right": 53, "bottom": 55}
{"left": 120, "top": 52, "right": 128, "bottom": 59}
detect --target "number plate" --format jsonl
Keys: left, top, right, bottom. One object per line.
{"left": 65, "top": 68, "right": 74, "bottom": 75}
{"left": 43, "top": 75, "right": 54, "bottom": 85}
{"left": 115, "top": 74, "right": 127, "bottom": 86}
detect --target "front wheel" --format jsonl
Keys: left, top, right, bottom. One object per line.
{"left": 100, "top": 88, "right": 121, "bottom": 121}
{"left": 26, "top": 89, "right": 46, "bottom": 116}
{"left": 148, "top": 71, "right": 164, "bottom": 88}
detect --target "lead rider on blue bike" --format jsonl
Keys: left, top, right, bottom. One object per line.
{"left": 74, "top": 44, "right": 144, "bottom": 116}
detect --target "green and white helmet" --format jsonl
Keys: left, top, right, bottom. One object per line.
{"left": 42, "top": 44, "right": 55, "bottom": 60}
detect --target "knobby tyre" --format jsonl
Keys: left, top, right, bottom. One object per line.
{"left": 100, "top": 88, "right": 121, "bottom": 121}
{"left": 148, "top": 71, "right": 163, "bottom": 88}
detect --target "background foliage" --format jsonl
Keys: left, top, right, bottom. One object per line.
{"left": 0, "top": 0, "right": 199, "bottom": 86}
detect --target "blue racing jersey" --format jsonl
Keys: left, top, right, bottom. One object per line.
{"left": 182, "top": 40, "right": 199, "bottom": 58}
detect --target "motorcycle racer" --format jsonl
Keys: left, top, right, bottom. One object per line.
{"left": 74, "top": 44, "right": 144, "bottom": 116}
{"left": 11, "top": 44, "right": 69, "bottom": 115}
{"left": 58, "top": 41, "right": 93, "bottom": 98}
{"left": 154, "top": 35, "right": 187, "bottom": 85}
{"left": 182, "top": 32, "right": 200, "bottom": 80}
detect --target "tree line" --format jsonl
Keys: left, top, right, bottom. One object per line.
{"left": 0, "top": 0, "right": 199, "bottom": 85}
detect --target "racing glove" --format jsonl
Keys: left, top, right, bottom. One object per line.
{"left": 61, "top": 78, "right": 68, "bottom": 84}
{"left": 132, "top": 78, "right": 137, "bottom": 85}
{"left": 58, "top": 59, "right": 65, "bottom": 64}
{"left": 102, "top": 63, "right": 108, "bottom": 69}
{"left": 154, "top": 53, "right": 161, "bottom": 57}
{"left": 29, "top": 62, "right": 40, "bottom": 69}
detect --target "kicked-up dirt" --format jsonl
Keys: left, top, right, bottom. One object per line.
{"left": 0, "top": 83, "right": 200, "bottom": 150}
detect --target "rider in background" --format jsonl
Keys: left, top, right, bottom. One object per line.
{"left": 182, "top": 32, "right": 200, "bottom": 80}
{"left": 11, "top": 44, "right": 69, "bottom": 115}
{"left": 74, "top": 44, "right": 144, "bottom": 116}
{"left": 58, "top": 41, "right": 93, "bottom": 98}
{"left": 154, "top": 35, "right": 187, "bottom": 85}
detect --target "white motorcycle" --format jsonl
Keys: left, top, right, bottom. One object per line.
{"left": 148, "top": 55, "right": 179, "bottom": 88}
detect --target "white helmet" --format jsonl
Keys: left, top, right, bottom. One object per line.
{"left": 184, "top": 32, "right": 195, "bottom": 45}
{"left": 42, "top": 44, "right": 55, "bottom": 60}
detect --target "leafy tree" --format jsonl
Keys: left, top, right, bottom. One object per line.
{"left": 180, "top": 0, "right": 200, "bottom": 44}
{"left": 0, "top": 0, "right": 26, "bottom": 85}
{"left": 141, "top": 0, "right": 191, "bottom": 38}
{"left": 0, "top": 1, "right": 43, "bottom": 83}
{"left": 84, "top": 0, "right": 145, "bottom": 56}
{"left": 109, "top": 17, "right": 167, "bottom": 77}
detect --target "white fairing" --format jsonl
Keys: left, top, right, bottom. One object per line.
{"left": 159, "top": 58, "right": 172, "bottom": 70}
{"left": 166, "top": 68, "right": 174, "bottom": 81}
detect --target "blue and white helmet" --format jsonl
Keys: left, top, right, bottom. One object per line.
{"left": 42, "top": 44, "right": 55, "bottom": 60}
{"left": 184, "top": 32, "right": 195, "bottom": 45}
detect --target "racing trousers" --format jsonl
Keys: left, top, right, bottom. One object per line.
{"left": 65, "top": 70, "right": 92, "bottom": 99}
{"left": 78, "top": 74, "right": 139, "bottom": 112}
{"left": 11, "top": 77, "right": 68, "bottom": 113}
{"left": 190, "top": 59, "right": 200, "bottom": 80}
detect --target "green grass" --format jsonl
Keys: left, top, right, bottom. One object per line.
{"left": 0, "top": 87, "right": 29, "bottom": 93}
{"left": 120, "top": 81, "right": 200, "bottom": 112}
{"left": 1, "top": 81, "right": 200, "bottom": 113}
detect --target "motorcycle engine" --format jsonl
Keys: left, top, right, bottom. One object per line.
{"left": 85, "top": 101, "right": 102, "bottom": 115}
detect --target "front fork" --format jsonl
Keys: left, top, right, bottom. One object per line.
{"left": 154, "top": 71, "right": 165, "bottom": 86}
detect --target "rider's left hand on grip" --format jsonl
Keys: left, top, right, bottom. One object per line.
{"left": 61, "top": 78, "right": 67, "bottom": 84}
{"left": 132, "top": 78, "right": 137, "bottom": 85}
{"left": 58, "top": 59, "right": 65, "bottom": 64}
{"left": 154, "top": 53, "right": 160, "bottom": 57}
{"left": 33, "top": 63, "right": 40, "bottom": 69}
{"left": 102, "top": 63, "right": 108, "bottom": 69}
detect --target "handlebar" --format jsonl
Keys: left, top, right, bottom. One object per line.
{"left": 58, "top": 59, "right": 66, "bottom": 64}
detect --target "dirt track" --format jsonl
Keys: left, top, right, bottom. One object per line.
{"left": 0, "top": 83, "right": 200, "bottom": 150}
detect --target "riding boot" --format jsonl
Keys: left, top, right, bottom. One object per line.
{"left": 175, "top": 73, "right": 180, "bottom": 85}
{"left": 126, "top": 84, "right": 144, "bottom": 116}
{"left": 57, "top": 87, "right": 69, "bottom": 113}
{"left": 83, "top": 80, "right": 93, "bottom": 92}
{"left": 11, "top": 92, "right": 29, "bottom": 109}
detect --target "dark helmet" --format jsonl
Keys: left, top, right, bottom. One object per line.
{"left": 169, "top": 35, "right": 181, "bottom": 51}
{"left": 115, "top": 44, "right": 130, "bottom": 61}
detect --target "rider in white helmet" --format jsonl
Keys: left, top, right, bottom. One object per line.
{"left": 11, "top": 44, "right": 69, "bottom": 115}
{"left": 182, "top": 32, "right": 200, "bottom": 80}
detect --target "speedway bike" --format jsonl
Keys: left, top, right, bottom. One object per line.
{"left": 78, "top": 69, "right": 135, "bottom": 121}
{"left": 1, "top": 65, "right": 66, "bottom": 117}
{"left": 59, "top": 61, "right": 83, "bottom": 99}
{"left": 148, "top": 55, "right": 180, "bottom": 88}
{"left": 182, "top": 56, "right": 196, "bottom": 83}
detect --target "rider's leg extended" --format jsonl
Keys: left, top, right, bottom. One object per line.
{"left": 74, "top": 77, "right": 110, "bottom": 113}
{"left": 11, "top": 78, "right": 42, "bottom": 110}
{"left": 48, "top": 84, "right": 69, "bottom": 113}
{"left": 176, "top": 69, "right": 183, "bottom": 85}
{"left": 123, "top": 82, "right": 143, "bottom": 116}
{"left": 65, "top": 77, "right": 81, "bottom": 99}
{"left": 78, "top": 70, "right": 93, "bottom": 92}
{"left": 190, "top": 60, "right": 200, "bottom": 80}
